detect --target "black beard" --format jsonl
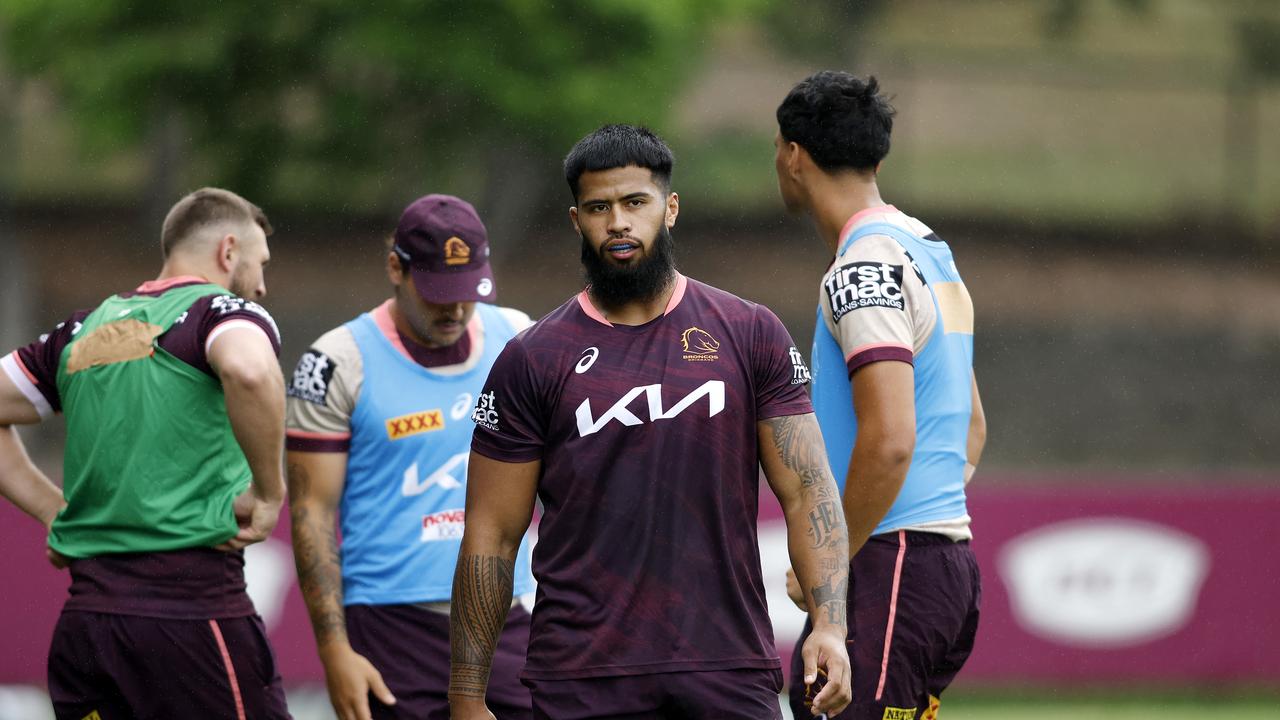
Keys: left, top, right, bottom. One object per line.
{"left": 580, "top": 225, "right": 677, "bottom": 309}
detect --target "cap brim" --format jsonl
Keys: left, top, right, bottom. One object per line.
{"left": 410, "top": 263, "right": 496, "bottom": 304}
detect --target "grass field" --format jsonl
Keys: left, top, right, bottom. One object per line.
{"left": 3, "top": 685, "right": 1275, "bottom": 719}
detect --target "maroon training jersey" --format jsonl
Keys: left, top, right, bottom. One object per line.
{"left": 471, "top": 274, "right": 813, "bottom": 679}
{"left": 2, "top": 276, "right": 280, "bottom": 619}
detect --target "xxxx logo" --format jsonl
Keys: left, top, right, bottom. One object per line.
{"left": 385, "top": 409, "right": 445, "bottom": 440}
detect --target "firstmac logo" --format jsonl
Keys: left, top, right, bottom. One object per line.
{"left": 576, "top": 380, "right": 725, "bottom": 437}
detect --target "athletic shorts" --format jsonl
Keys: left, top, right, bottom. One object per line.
{"left": 345, "top": 603, "right": 533, "bottom": 720}
{"left": 789, "top": 531, "right": 981, "bottom": 720}
{"left": 48, "top": 610, "right": 290, "bottom": 720}
{"left": 523, "top": 668, "right": 783, "bottom": 720}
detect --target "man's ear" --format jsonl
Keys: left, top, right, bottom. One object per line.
{"left": 569, "top": 206, "right": 580, "bottom": 235}
{"left": 665, "top": 192, "right": 680, "bottom": 229}
{"left": 216, "top": 233, "right": 238, "bottom": 274}
{"left": 386, "top": 251, "right": 405, "bottom": 285}
{"left": 787, "top": 141, "right": 806, "bottom": 181}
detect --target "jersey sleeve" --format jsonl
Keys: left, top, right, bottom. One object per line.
{"left": 4, "top": 311, "right": 90, "bottom": 417}
{"left": 470, "top": 339, "right": 546, "bottom": 463}
{"left": 286, "top": 327, "right": 362, "bottom": 453}
{"left": 199, "top": 294, "right": 282, "bottom": 355}
{"left": 820, "top": 233, "right": 928, "bottom": 376}
{"left": 751, "top": 304, "right": 814, "bottom": 420}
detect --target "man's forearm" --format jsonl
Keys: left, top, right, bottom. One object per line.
{"left": 289, "top": 461, "right": 348, "bottom": 651}
{"left": 763, "top": 414, "right": 850, "bottom": 630}
{"left": 842, "top": 442, "right": 911, "bottom": 557}
{"left": 449, "top": 550, "right": 516, "bottom": 699}
{"left": 0, "top": 425, "right": 63, "bottom": 527}
{"left": 224, "top": 371, "right": 286, "bottom": 500}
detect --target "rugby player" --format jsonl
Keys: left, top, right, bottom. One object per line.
{"left": 287, "top": 194, "right": 536, "bottom": 720}
{"left": 448, "top": 124, "right": 852, "bottom": 720}
{"left": 0, "top": 188, "right": 290, "bottom": 718}
{"left": 774, "top": 71, "right": 987, "bottom": 720}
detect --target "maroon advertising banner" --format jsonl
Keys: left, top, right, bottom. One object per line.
{"left": 2, "top": 477, "right": 1278, "bottom": 687}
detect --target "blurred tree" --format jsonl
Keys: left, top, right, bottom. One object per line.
{"left": 0, "top": 0, "right": 768, "bottom": 234}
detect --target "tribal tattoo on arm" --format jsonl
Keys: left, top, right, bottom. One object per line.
{"left": 288, "top": 459, "right": 348, "bottom": 649}
{"left": 763, "top": 413, "right": 850, "bottom": 629}
{"left": 449, "top": 554, "right": 516, "bottom": 697}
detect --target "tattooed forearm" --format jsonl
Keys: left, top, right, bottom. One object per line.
{"left": 288, "top": 461, "right": 347, "bottom": 648}
{"left": 811, "top": 574, "right": 849, "bottom": 627}
{"left": 807, "top": 499, "right": 844, "bottom": 548}
{"left": 762, "top": 413, "right": 850, "bottom": 632}
{"left": 767, "top": 414, "right": 832, "bottom": 488}
{"left": 449, "top": 553, "right": 515, "bottom": 698}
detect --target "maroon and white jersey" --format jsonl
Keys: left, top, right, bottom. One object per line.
{"left": 3, "top": 276, "right": 280, "bottom": 419}
{"left": 472, "top": 274, "right": 813, "bottom": 679}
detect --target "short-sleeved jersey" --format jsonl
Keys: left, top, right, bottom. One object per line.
{"left": 0, "top": 276, "right": 281, "bottom": 619}
{"left": 2, "top": 276, "right": 281, "bottom": 420}
{"left": 812, "top": 205, "right": 974, "bottom": 540}
{"left": 472, "top": 274, "right": 813, "bottom": 680}
{"left": 286, "top": 301, "right": 536, "bottom": 605}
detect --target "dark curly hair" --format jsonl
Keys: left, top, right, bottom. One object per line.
{"left": 776, "top": 71, "right": 895, "bottom": 173}
{"left": 564, "top": 124, "right": 674, "bottom": 200}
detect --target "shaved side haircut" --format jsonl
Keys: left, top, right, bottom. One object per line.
{"left": 160, "top": 187, "right": 273, "bottom": 258}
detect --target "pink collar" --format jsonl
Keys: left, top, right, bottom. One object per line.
{"left": 371, "top": 299, "right": 480, "bottom": 364}
{"left": 577, "top": 273, "right": 688, "bottom": 327}
{"left": 839, "top": 204, "right": 897, "bottom": 244}
{"left": 136, "top": 275, "right": 209, "bottom": 293}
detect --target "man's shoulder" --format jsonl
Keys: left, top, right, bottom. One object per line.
{"left": 506, "top": 294, "right": 581, "bottom": 346}
{"left": 309, "top": 324, "right": 359, "bottom": 358}
{"left": 683, "top": 276, "right": 758, "bottom": 315}
{"left": 490, "top": 305, "right": 535, "bottom": 333}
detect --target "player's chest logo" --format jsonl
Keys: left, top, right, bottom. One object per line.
{"left": 575, "top": 380, "right": 725, "bottom": 437}
{"left": 385, "top": 409, "right": 445, "bottom": 440}
{"left": 680, "top": 326, "right": 720, "bottom": 362}
{"left": 575, "top": 346, "right": 600, "bottom": 374}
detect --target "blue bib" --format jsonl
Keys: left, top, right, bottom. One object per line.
{"left": 812, "top": 223, "right": 973, "bottom": 534}
{"left": 341, "top": 304, "right": 534, "bottom": 604}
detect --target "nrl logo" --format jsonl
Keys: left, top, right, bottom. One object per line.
{"left": 680, "top": 326, "right": 720, "bottom": 362}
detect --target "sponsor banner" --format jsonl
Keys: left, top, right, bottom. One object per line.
{"left": 759, "top": 477, "right": 1280, "bottom": 686}
{"left": 1, "top": 476, "right": 1278, "bottom": 687}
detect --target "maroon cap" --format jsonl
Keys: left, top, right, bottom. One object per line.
{"left": 393, "top": 194, "right": 496, "bottom": 304}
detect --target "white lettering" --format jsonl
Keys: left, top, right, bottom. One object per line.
{"left": 576, "top": 381, "right": 725, "bottom": 437}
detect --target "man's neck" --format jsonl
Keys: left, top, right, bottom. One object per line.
{"left": 589, "top": 272, "right": 677, "bottom": 326}
{"left": 156, "top": 259, "right": 216, "bottom": 286}
{"left": 808, "top": 174, "right": 885, "bottom": 255}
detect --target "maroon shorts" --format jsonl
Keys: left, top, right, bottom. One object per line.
{"left": 789, "top": 531, "right": 981, "bottom": 720}
{"left": 345, "top": 603, "right": 533, "bottom": 720}
{"left": 48, "top": 610, "right": 290, "bottom": 720}
{"left": 523, "top": 668, "right": 783, "bottom": 720}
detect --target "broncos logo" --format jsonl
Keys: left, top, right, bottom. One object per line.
{"left": 681, "top": 326, "right": 720, "bottom": 355}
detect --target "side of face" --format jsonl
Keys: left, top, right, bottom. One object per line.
{"left": 385, "top": 252, "right": 476, "bottom": 348}
{"left": 569, "top": 165, "right": 678, "bottom": 266}
{"left": 774, "top": 131, "right": 806, "bottom": 214}
{"left": 227, "top": 222, "right": 270, "bottom": 299}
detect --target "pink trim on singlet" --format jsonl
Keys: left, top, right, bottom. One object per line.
{"left": 576, "top": 273, "right": 689, "bottom": 327}
{"left": 285, "top": 429, "right": 352, "bottom": 440}
{"left": 839, "top": 204, "right": 897, "bottom": 245}
{"left": 135, "top": 275, "right": 209, "bottom": 293}
{"left": 843, "top": 341, "right": 912, "bottom": 364}
{"left": 876, "top": 530, "right": 908, "bottom": 701}
{"left": 208, "top": 619, "right": 247, "bottom": 720}
{"left": 372, "top": 299, "right": 481, "bottom": 362}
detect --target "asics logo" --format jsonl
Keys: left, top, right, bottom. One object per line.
{"left": 575, "top": 380, "right": 725, "bottom": 437}
{"left": 575, "top": 347, "right": 600, "bottom": 374}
